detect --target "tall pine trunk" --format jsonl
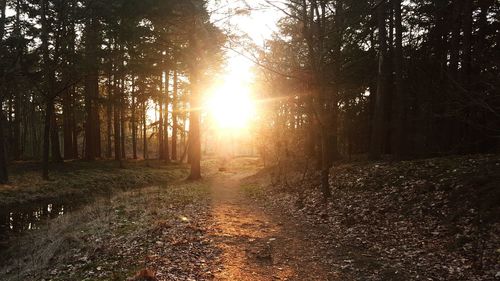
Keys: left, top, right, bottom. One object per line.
{"left": 12, "top": 93, "right": 21, "bottom": 160}
{"left": 50, "top": 103, "right": 62, "bottom": 162}
{"left": 187, "top": 17, "right": 201, "bottom": 179}
{"left": 63, "top": 86, "right": 74, "bottom": 159}
{"left": 181, "top": 113, "right": 188, "bottom": 163}
{"left": 113, "top": 57, "right": 122, "bottom": 165}
{"left": 158, "top": 73, "right": 164, "bottom": 160}
{"left": 84, "top": 10, "right": 100, "bottom": 161}
{"left": 120, "top": 77, "right": 126, "bottom": 159}
{"left": 106, "top": 63, "right": 113, "bottom": 158}
{"left": 62, "top": 1, "right": 76, "bottom": 160}
{"left": 462, "top": 0, "right": 473, "bottom": 152}
{"left": 142, "top": 101, "right": 148, "bottom": 160}
{"left": 40, "top": 0, "right": 56, "bottom": 178}
{"left": 171, "top": 69, "right": 178, "bottom": 161}
{"left": 369, "top": 2, "right": 389, "bottom": 160}
{"left": 462, "top": 0, "right": 472, "bottom": 86}
{"left": 42, "top": 98, "right": 53, "bottom": 179}
{"left": 0, "top": 0, "right": 8, "bottom": 181}
{"left": 0, "top": 100, "right": 8, "bottom": 183}
{"left": 188, "top": 64, "right": 201, "bottom": 178}
{"left": 131, "top": 76, "right": 137, "bottom": 160}
{"left": 393, "top": 0, "right": 406, "bottom": 159}
{"left": 72, "top": 106, "right": 78, "bottom": 158}
{"left": 449, "top": 0, "right": 462, "bottom": 77}
{"left": 188, "top": 86, "right": 201, "bottom": 179}
{"left": 164, "top": 70, "right": 170, "bottom": 163}
{"left": 113, "top": 83, "right": 122, "bottom": 165}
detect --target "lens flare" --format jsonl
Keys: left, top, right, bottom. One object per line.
{"left": 205, "top": 80, "right": 256, "bottom": 130}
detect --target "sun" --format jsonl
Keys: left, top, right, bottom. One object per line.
{"left": 205, "top": 80, "right": 256, "bottom": 130}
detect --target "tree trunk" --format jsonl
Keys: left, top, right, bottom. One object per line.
{"left": 11, "top": 95, "right": 21, "bottom": 161}
{"left": 0, "top": 0, "right": 5, "bottom": 40}
{"left": 158, "top": 73, "right": 164, "bottom": 160}
{"left": 142, "top": 101, "right": 148, "bottom": 160}
{"left": 393, "top": 0, "right": 406, "bottom": 159}
{"left": 40, "top": 0, "right": 55, "bottom": 178}
{"left": 446, "top": 0, "right": 463, "bottom": 149}
{"left": 41, "top": 0, "right": 62, "bottom": 164}
{"left": 0, "top": 0, "right": 8, "bottom": 182}
{"left": 63, "top": 85, "right": 74, "bottom": 159}
{"left": 171, "top": 69, "right": 178, "bottom": 161}
{"left": 0, "top": 101, "right": 8, "bottom": 183}
{"left": 42, "top": 98, "right": 53, "bottom": 179}
{"left": 181, "top": 114, "right": 187, "bottom": 163}
{"left": 462, "top": 0, "right": 472, "bottom": 85}
{"left": 428, "top": 0, "right": 448, "bottom": 153}
{"left": 369, "top": 2, "right": 389, "bottom": 160}
{"left": 7, "top": 98, "right": 12, "bottom": 159}
{"left": 120, "top": 77, "right": 126, "bottom": 159}
{"left": 188, "top": 76, "right": 201, "bottom": 179}
{"left": 113, "top": 76, "right": 122, "bottom": 164}
{"left": 131, "top": 76, "right": 137, "bottom": 160}
{"left": 476, "top": 0, "right": 492, "bottom": 63}
{"left": 187, "top": 17, "right": 201, "bottom": 179}
{"left": 84, "top": 12, "right": 100, "bottom": 161}
{"left": 50, "top": 103, "right": 63, "bottom": 162}
{"left": 164, "top": 69, "right": 170, "bottom": 163}
{"left": 106, "top": 66, "right": 113, "bottom": 158}
{"left": 62, "top": 2, "right": 76, "bottom": 160}
{"left": 449, "top": 0, "right": 462, "bottom": 77}
{"left": 72, "top": 107, "right": 78, "bottom": 159}
{"left": 462, "top": 0, "right": 473, "bottom": 152}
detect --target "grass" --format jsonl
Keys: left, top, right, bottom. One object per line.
{"left": 0, "top": 156, "right": 256, "bottom": 280}
{"left": 0, "top": 160, "right": 189, "bottom": 208}
{"left": 0, "top": 175, "right": 212, "bottom": 281}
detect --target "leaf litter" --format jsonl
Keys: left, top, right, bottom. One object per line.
{"left": 246, "top": 154, "right": 500, "bottom": 281}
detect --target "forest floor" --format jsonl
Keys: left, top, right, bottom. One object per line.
{"left": 250, "top": 154, "right": 500, "bottom": 281}
{"left": 0, "top": 155, "right": 499, "bottom": 280}
{"left": 0, "top": 157, "right": 336, "bottom": 280}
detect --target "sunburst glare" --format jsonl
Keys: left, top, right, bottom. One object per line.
{"left": 205, "top": 81, "right": 256, "bottom": 130}
{"left": 205, "top": 58, "right": 257, "bottom": 130}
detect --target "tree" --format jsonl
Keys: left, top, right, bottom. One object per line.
{"left": 369, "top": 1, "right": 389, "bottom": 160}
{"left": 171, "top": 68, "right": 179, "bottom": 161}
{"left": 184, "top": 0, "right": 224, "bottom": 179}
{"left": 0, "top": 0, "right": 8, "bottom": 183}
{"left": 41, "top": 0, "right": 58, "bottom": 179}
{"left": 187, "top": 29, "right": 202, "bottom": 179}
{"left": 392, "top": 0, "right": 405, "bottom": 159}
{"left": 163, "top": 69, "right": 170, "bottom": 163}
{"left": 83, "top": 1, "right": 101, "bottom": 161}
{"left": 60, "top": 0, "right": 78, "bottom": 160}
{"left": 255, "top": 0, "right": 499, "bottom": 188}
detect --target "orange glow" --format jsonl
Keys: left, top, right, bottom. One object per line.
{"left": 204, "top": 59, "right": 257, "bottom": 130}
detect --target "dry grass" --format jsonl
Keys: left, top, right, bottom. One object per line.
{"left": 0, "top": 177, "right": 212, "bottom": 280}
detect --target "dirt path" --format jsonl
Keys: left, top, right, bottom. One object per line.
{"left": 0, "top": 159, "right": 338, "bottom": 280}
{"left": 208, "top": 170, "right": 336, "bottom": 281}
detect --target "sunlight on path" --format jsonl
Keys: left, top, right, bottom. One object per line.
{"left": 208, "top": 166, "right": 334, "bottom": 281}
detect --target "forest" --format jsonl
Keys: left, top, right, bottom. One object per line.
{"left": 0, "top": 0, "right": 499, "bottom": 280}
{"left": 254, "top": 0, "right": 500, "bottom": 199}
{"left": 0, "top": 0, "right": 224, "bottom": 182}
